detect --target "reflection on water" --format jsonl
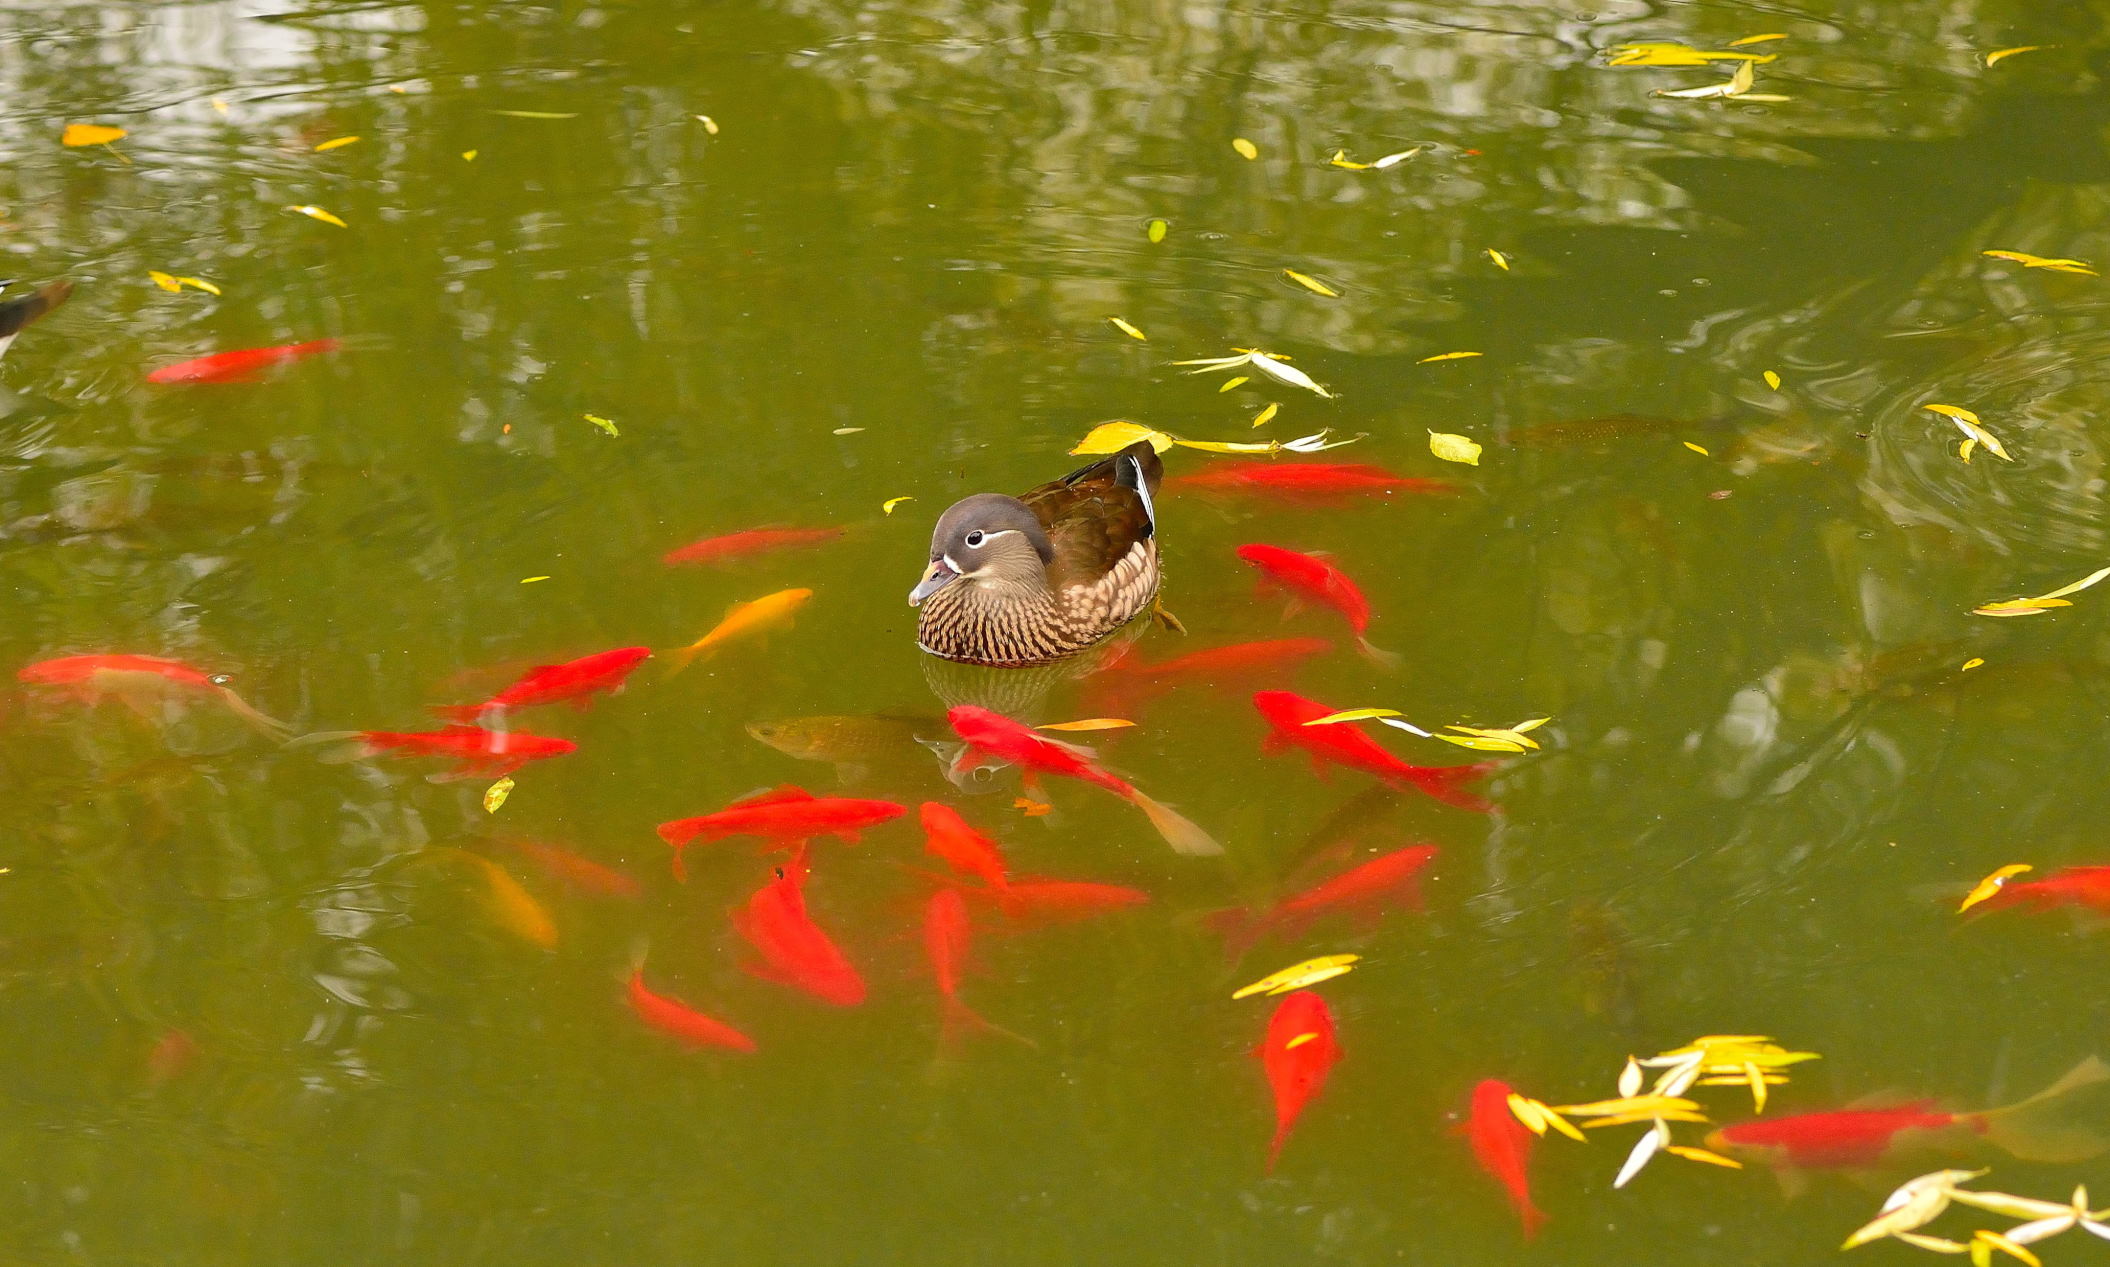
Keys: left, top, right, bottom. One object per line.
{"left": 9, "top": 0, "right": 2110, "bottom": 1262}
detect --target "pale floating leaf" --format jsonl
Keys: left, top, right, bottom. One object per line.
{"left": 1507, "top": 1093, "right": 1550, "bottom": 1135}
{"left": 490, "top": 109, "right": 578, "bottom": 119}
{"left": 61, "top": 123, "right": 127, "bottom": 147}
{"left": 483, "top": 776, "right": 515, "bottom": 813}
{"left": 1171, "top": 437, "right": 1278, "bottom": 454}
{"left": 1986, "top": 46, "right": 2047, "bottom": 66}
{"left": 1553, "top": 1095, "right": 1700, "bottom": 1117}
{"left": 584, "top": 413, "right": 619, "bottom": 437}
{"left": 1278, "top": 429, "right": 1364, "bottom": 452}
{"left": 1232, "top": 137, "right": 1259, "bottom": 160}
{"left": 286, "top": 204, "right": 348, "bottom": 228}
{"left": 1684, "top": 441, "right": 1710, "bottom": 455}
{"left": 1973, "top": 1231, "right": 2042, "bottom": 1267}
{"left": 881, "top": 496, "right": 915, "bottom": 515}
{"left": 1893, "top": 1231, "right": 1971, "bottom": 1254}
{"left": 1284, "top": 269, "right": 1339, "bottom": 297}
{"left": 1371, "top": 147, "right": 1421, "bottom": 168}
{"left": 313, "top": 135, "right": 360, "bottom": 152}
{"left": 1619, "top": 1058, "right": 1643, "bottom": 1098}
{"left": 1375, "top": 716, "right": 1437, "bottom": 737}
{"left": 695, "top": 114, "right": 720, "bottom": 134}
{"left": 1436, "top": 732, "right": 1527, "bottom": 753}
{"left": 1974, "top": 565, "right": 2110, "bottom": 616}
{"left": 1108, "top": 316, "right": 1147, "bottom": 341}
{"left": 1958, "top": 864, "right": 2033, "bottom": 913}
{"left": 1072, "top": 421, "right": 1175, "bottom": 456}
{"left": 1219, "top": 376, "right": 1250, "bottom": 393}
{"left": 1614, "top": 1127, "right": 1665, "bottom": 1188}
{"left": 1248, "top": 351, "right": 1335, "bottom": 398}
{"left": 1727, "top": 33, "right": 1788, "bottom": 46}
{"left": 1428, "top": 431, "right": 1482, "bottom": 466}
{"left": 1420, "top": 351, "right": 1482, "bottom": 363}
{"left": 1232, "top": 953, "right": 1361, "bottom": 999}
{"left": 1037, "top": 718, "right": 1136, "bottom": 732}
{"left": 1251, "top": 403, "right": 1279, "bottom": 428}
{"left": 832, "top": 427, "right": 864, "bottom": 435}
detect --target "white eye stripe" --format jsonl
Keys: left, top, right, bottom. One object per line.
{"left": 965, "top": 529, "right": 1020, "bottom": 549}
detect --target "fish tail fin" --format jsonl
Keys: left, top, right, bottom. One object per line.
{"left": 1399, "top": 760, "right": 1502, "bottom": 812}
{"left": 1355, "top": 637, "right": 1402, "bottom": 671}
{"left": 661, "top": 645, "right": 709, "bottom": 679}
{"left": 668, "top": 844, "right": 690, "bottom": 885}
{"left": 939, "top": 995, "right": 1035, "bottom": 1050}
{"left": 1200, "top": 907, "right": 1265, "bottom": 958}
{"left": 215, "top": 687, "right": 291, "bottom": 741}
{"left": 1979, "top": 1055, "right": 2110, "bottom": 1162}
{"left": 1266, "top": 1122, "right": 1291, "bottom": 1173}
{"left": 1517, "top": 1199, "right": 1547, "bottom": 1242}
{"left": 1128, "top": 790, "right": 1224, "bottom": 857}
{"left": 428, "top": 703, "right": 487, "bottom": 724}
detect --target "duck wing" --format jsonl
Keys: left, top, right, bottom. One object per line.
{"left": 1017, "top": 440, "right": 1161, "bottom": 590}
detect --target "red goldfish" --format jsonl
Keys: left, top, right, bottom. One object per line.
{"left": 333, "top": 725, "right": 577, "bottom": 781}
{"left": 1253, "top": 691, "right": 1499, "bottom": 811}
{"left": 627, "top": 969, "right": 756, "bottom": 1052}
{"left": 1466, "top": 1080, "right": 1546, "bottom": 1239}
{"left": 946, "top": 706, "right": 1221, "bottom": 856}
{"left": 147, "top": 338, "right": 340, "bottom": 384}
{"left": 1236, "top": 543, "right": 1394, "bottom": 664}
{"left": 923, "top": 887, "right": 1013, "bottom": 1043}
{"left": 500, "top": 841, "right": 641, "bottom": 899}
{"left": 1166, "top": 461, "right": 1456, "bottom": 502}
{"left": 979, "top": 878, "right": 1151, "bottom": 926}
{"left": 1211, "top": 844, "right": 1440, "bottom": 952}
{"left": 432, "top": 646, "right": 650, "bottom": 721}
{"left": 656, "top": 786, "right": 906, "bottom": 880}
{"left": 1707, "top": 1057, "right": 2110, "bottom": 1176}
{"left": 732, "top": 858, "right": 867, "bottom": 1006}
{"left": 1969, "top": 866, "right": 2110, "bottom": 915}
{"left": 663, "top": 526, "right": 845, "bottom": 567}
{"left": 920, "top": 802, "right": 1010, "bottom": 891}
{"left": 19, "top": 652, "right": 287, "bottom": 738}
{"left": 1086, "top": 637, "right": 1331, "bottom": 714}
{"left": 1258, "top": 990, "right": 1342, "bottom": 1171}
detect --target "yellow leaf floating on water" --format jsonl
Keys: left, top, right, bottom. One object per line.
{"left": 1335, "top": 147, "right": 1421, "bottom": 169}
{"left": 584, "top": 413, "right": 619, "bottom": 437}
{"left": 1147, "top": 218, "right": 1168, "bottom": 243}
{"left": 1487, "top": 248, "right": 1510, "bottom": 271}
{"left": 1304, "top": 708, "right": 1405, "bottom": 726}
{"left": 1372, "top": 148, "right": 1420, "bottom": 168}
{"left": 1962, "top": 657, "right": 1985, "bottom": 671}
{"left": 1328, "top": 150, "right": 1373, "bottom": 170}
{"left": 1727, "top": 33, "right": 1788, "bottom": 46}
{"left": 1071, "top": 421, "right": 1176, "bottom": 455}
{"left": 1284, "top": 1032, "right": 1318, "bottom": 1050}
{"left": 519, "top": 576, "right": 549, "bottom": 584}
{"left": 1231, "top": 137, "right": 1259, "bottom": 160}
{"left": 1666, "top": 1145, "right": 1743, "bottom": 1169}
{"left": 1764, "top": 370, "right": 1782, "bottom": 390}
{"left": 1606, "top": 41, "right": 1778, "bottom": 66}
{"left": 1252, "top": 403, "right": 1279, "bottom": 428}
{"left": 286, "top": 204, "right": 347, "bottom": 228}
{"left": 1505, "top": 1094, "right": 1589, "bottom": 1141}
{"left": 1553, "top": 1094, "right": 1702, "bottom": 1117}
{"left": 832, "top": 427, "right": 864, "bottom": 435}
{"left": 1429, "top": 431, "right": 1482, "bottom": 466}
{"left": 1440, "top": 718, "right": 1549, "bottom": 753}
{"left": 1986, "top": 46, "right": 2047, "bottom": 67}
{"left": 694, "top": 114, "right": 720, "bottom": 134}
{"left": 1232, "top": 953, "right": 1360, "bottom": 999}
{"left": 1173, "top": 348, "right": 1336, "bottom": 398}
{"left": 483, "top": 776, "right": 515, "bottom": 814}
{"left": 1974, "top": 1231, "right": 2044, "bottom": 1267}
{"left": 1419, "top": 351, "right": 1481, "bottom": 363}
{"left": 148, "top": 271, "right": 220, "bottom": 296}
{"left": 61, "top": 123, "right": 127, "bottom": 147}
{"left": 1655, "top": 58, "right": 1759, "bottom": 99}
{"left": 1108, "top": 316, "right": 1147, "bottom": 341}
{"left": 1012, "top": 797, "right": 1052, "bottom": 817}
{"left": 461, "top": 150, "right": 478, "bottom": 161}
{"left": 1959, "top": 864, "right": 2033, "bottom": 913}
{"left": 1037, "top": 718, "right": 1135, "bottom": 732}
{"left": 1973, "top": 564, "right": 2110, "bottom": 616}
{"left": 491, "top": 109, "right": 579, "bottom": 119}
{"left": 881, "top": 496, "right": 914, "bottom": 515}
{"left": 1284, "top": 269, "right": 1339, "bottom": 297}
{"left": 211, "top": 97, "right": 230, "bottom": 115}
{"left": 313, "top": 135, "right": 360, "bottom": 152}
{"left": 1219, "top": 376, "right": 1250, "bottom": 393}
{"left": 1982, "top": 249, "right": 2097, "bottom": 276}
{"left": 1924, "top": 404, "right": 2012, "bottom": 462}
{"left": 1684, "top": 441, "right": 1710, "bottom": 455}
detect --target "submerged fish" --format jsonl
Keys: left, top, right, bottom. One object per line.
{"left": 1211, "top": 844, "right": 1439, "bottom": 953}
{"left": 429, "top": 847, "right": 558, "bottom": 949}
{"left": 979, "top": 877, "right": 1150, "bottom": 926}
{"left": 1964, "top": 866, "right": 2110, "bottom": 916}
{"left": 627, "top": 967, "right": 755, "bottom": 1052}
{"left": 666, "top": 587, "right": 811, "bottom": 672}
{"left": 432, "top": 646, "right": 651, "bottom": 722}
{"left": 920, "top": 802, "right": 1010, "bottom": 891}
{"left": 732, "top": 856, "right": 866, "bottom": 1006}
{"left": 499, "top": 840, "right": 641, "bottom": 899}
{"left": 1253, "top": 691, "right": 1499, "bottom": 811}
{"left": 1707, "top": 1057, "right": 2110, "bottom": 1178}
{"left": 1165, "top": 461, "right": 1456, "bottom": 502}
{"left": 1235, "top": 544, "right": 1393, "bottom": 664}
{"left": 146, "top": 338, "right": 341, "bottom": 384}
{"left": 1258, "top": 990, "right": 1342, "bottom": 1171}
{"left": 1567, "top": 902, "right": 1646, "bottom": 1038}
{"left": 1086, "top": 637, "right": 1331, "bottom": 714}
{"left": 662, "top": 525, "right": 845, "bottom": 567}
{"left": 923, "top": 887, "right": 1021, "bottom": 1044}
{"left": 946, "top": 705, "right": 1220, "bottom": 856}
{"left": 19, "top": 652, "right": 287, "bottom": 738}
{"left": 745, "top": 713, "right": 949, "bottom": 779}
{"left": 318, "top": 724, "right": 577, "bottom": 782}
{"left": 656, "top": 786, "right": 906, "bottom": 880}
{"left": 1467, "top": 1079, "right": 1546, "bottom": 1239}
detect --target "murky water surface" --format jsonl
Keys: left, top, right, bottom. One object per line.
{"left": 9, "top": 1, "right": 2110, "bottom": 1262}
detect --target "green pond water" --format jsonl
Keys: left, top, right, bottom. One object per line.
{"left": 9, "top": 0, "right": 2110, "bottom": 1262}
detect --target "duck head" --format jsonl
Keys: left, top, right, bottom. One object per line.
{"left": 908, "top": 494, "right": 1056, "bottom": 606}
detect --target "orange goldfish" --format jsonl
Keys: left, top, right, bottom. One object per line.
{"left": 665, "top": 587, "right": 811, "bottom": 673}
{"left": 627, "top": 968, "right": 755, "bottom": 1053}
{"left": 919, "top": 802, "right": 1010, "bottom": 891}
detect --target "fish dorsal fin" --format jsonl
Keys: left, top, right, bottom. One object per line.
{"left": 728, "top": 784, "right": 815, "bottom": 810}
{"left": 1841, "top": 1090, "right": 1930, "bottom": 1112}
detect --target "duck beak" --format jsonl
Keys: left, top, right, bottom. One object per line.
{"left": 909, "top": 558, "right": 957, "bottom": 606}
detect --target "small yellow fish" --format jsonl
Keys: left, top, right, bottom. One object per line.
{"left": 438, "top": 848, "right": 556, "bottom": 948}
{"left": 667, "top": 587, "right": 812, "bottom": 673}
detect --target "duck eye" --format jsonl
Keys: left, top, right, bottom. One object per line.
{"left": 964, "top": 530, "right": 985, "bottom": 548}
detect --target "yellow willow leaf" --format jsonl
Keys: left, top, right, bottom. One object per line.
{"left": 1252, "top": 403, "right": 1279, "bottom": 428}
{"left": 1037, "top": 718, "right": 1136, "bottom": 732}
{"left": 490, "top": 109, "right": 578, "bottom": 119}
{"left": 1073, "top": 421, "right": 1175, "bottom": 455}
{"left": 1958, "top": 864, "right": 2033, "bottom": 913}
{"left": 286, "top": 204, "right": 347, "bottom": 228}
{"left": 1619, "top": 1059, "right": 1643, "bottom": 1098}
{"left": 461, "top": 150, "right": 478, "bottom": 161}
{"left": 1486, "top": 248, "right": 1510, "bottom": 270}
{"left": 1219, "top": 376, "right": 1250, "bottom": 393}
{"left": 1284, "top": 1031, "right": 1318, "bottom": 1050}
{"left": 1233, "top": 954, "right": 1361, "bottom": 999}
{"left": 1962, "top": 657, "right": 1985, "bottom": 671}
{"left": 1147, "top": 218, "right": 1168, "bottom": 242}
{"left": 1973, "top": 1232, "right": 2042, "bottom": 1267}
{"left": 1506, "top": 1093, "right": 1551, "bottom": 1135}
{"left": 313, "top": 135, "right": 360, "bottom": 152}
{"left": 881, "top": 496, "right": 914, "bottom": 515}
{"left": 1986, "top": 46, "right": 2047, "bottom": 67}
{"left": 1247, "top": 352, "right": 1334, "bottom": 398}
{"left": 1693, "top": 1073, "right": 1790, "bottom": 1086}
{"left": 584, "top": 414, "right": 618, "bottom": 437}
{"left": 1925, "top": 405, "right": 2012, "bottom": 461}
{"left": 483, "top": 776, "right": 515, "bottom": 813}
{"left": 175, "top": 275, "right": 220, "bottom": 295}
{"left": 1684, "top": 441, "right": 1710, "bottom": 455}
{"left": 1528, "top": 1101, "right": 1589, "bottom": 1142}
{"left": 1975, "top": 564, "right": 2110, "bottom": 616}
{"left": 519, "top": 576, "right": 550, "bottom": 584}
{"left": 1746, "top": 1060, "right": 1768, "bottom": 1112}
{"left": 1608, "top": 42, "right": 1778, "bottom": 66}
{"left": 1511, "top": 717, "right": 1550, "bottom": 733}
{"left": 695, "top": 114, "right": 720, "bottom": 134}
{"left": 1438, "top": 733, "right": 1526, "bottom": 754}
{"left": 1284, "top": 269, "right": 1339, "bottom": 297}
{"left": 1665, "top": 1145, "right": 1743, "bottom": 1169}
{"left": 1959, "top": 436, "right": 1978, "bottom": 464}
{"left": 61, "top": 123, "right": 127, "bottom": 147}
{"left": 1328, "top": 150, "right": 1374, "bottom": 170}
{"left": 1303, "top": 708, "right": 1404, "bottom": 726}
{"left": 1429, "top": 431, "right": 1482, "bottom": 466}
{"left": 1727, "top": 33, "right": 1788, "bottom": 46}
{"left": 1420, "top": 351, "right": 1482, "bottom": 363}
{"left": 1371, "top": 147, "right": 1421, "bottom": 168}
{"left": 148, "top": 271, "right": 182, "bottom": 293}
{"left": 1232, "top": 137, "right": 1259, "bottom": 160}
{"left": 1013, "top": 797, "right": 1051, "bottom": 816}
{"left": 1582, "top": 1109, "right": 1712, "bottom": 1129}
{"left": 1554, "top": 1095, "right": 1701, "bottom": 1117}
{"left": 1108, "top": 316, "right": 1147, "bottom": 341}
{"left": 1738, "top": 93, "right": 1793, "bottom": 102}
{"left": 1894, "top": 1231, "right": 1971, "bottom": 1254}
{"left": 1171, "top": 437, "right": 1279, "bottom": 454}
{"left": 1764, "top": 370, "right": 1781, "bottom": 389}
{"left": 1983, "top": 249, "right": 2098, "bottom": 275}
{"left": 1447, "top": 725, "right": 1539, "bottom": 750}
{"left": 832, "top": 427, "right": 864, "bottom": 435}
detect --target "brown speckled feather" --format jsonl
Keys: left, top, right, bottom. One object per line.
{"left": 1018, "top": 443, "right": 1161, "bottom": 593}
